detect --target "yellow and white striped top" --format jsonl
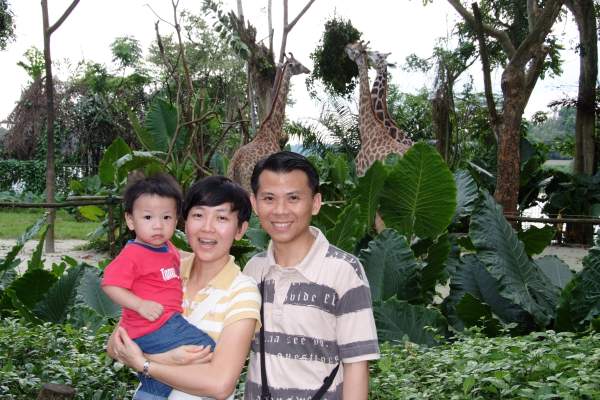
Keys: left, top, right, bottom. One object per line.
{"left": 168, "top": 254, "right": 261, "bottom": 400}
{"left": 180, "top": 254, "right": 261, "bottom": 341}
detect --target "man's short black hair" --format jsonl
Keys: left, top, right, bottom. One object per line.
{"left": 182, "top": 175, "right": 251, "bottom": 226}
{"left": 123, "top": 173, "right": 182, "bottom": 215}
{"left": 250, "top": 151, "right": 320, "bottom": 195}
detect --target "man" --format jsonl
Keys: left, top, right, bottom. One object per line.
{"left": 244, "top": 151, "right": 379, "bottom": 400}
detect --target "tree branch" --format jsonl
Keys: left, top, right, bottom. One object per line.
{"left": 447, "top": 0, "right": 516, "bottom": 57}
{"left": 278, "top": 0, "right": 317, "bottom": 63}
{"left": 48, "top": 0, "right": 80, "bottom": 35}
{"left": 510, "top": 0, "right": 563, "bottom": 68}
{"left": 472, "top": 2, "right": 499, "bottom": 137}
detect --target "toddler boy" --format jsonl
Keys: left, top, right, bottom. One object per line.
{"left": 102, "top": 173, "right": 215, "bottom": 400}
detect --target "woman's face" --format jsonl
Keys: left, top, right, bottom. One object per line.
{"left": 185, "top": 202, "right": 248, "bottom": 269}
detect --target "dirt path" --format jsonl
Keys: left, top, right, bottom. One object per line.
{"left": 0, "top": 239, "right": 110, "bottom": 271}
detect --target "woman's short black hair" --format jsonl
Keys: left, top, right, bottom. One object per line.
{"left": 182, "top": 176, "right": 251, "bottom": 225}
{"left": 123, "top": 173, "right": 182, "bottom": 215}
{"left": 250, "top": 151, "right": 320, "bottom": 195}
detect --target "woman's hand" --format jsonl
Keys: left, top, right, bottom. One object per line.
{"left": 113, "top": 327, "right": 146, "bottom": 372}
{"left": 163, "top": 345, "right": 213, "bottom": 365}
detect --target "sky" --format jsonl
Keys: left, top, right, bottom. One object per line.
{"left": 0, "top": 0, "right": 581, "bottom": 130}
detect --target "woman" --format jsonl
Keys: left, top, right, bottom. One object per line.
{"left": 108, "top": 176, "right": 261, "bottom": 400}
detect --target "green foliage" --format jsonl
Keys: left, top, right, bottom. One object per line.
{"left": 535, "top": 255, "right": 573, "bottom": 290}
{"left": 518, "top": 225, "right": 556, "bottom": 257}
{"left": 0, "top": 159, "right": 47, "bottom": 194}
{"left": 0, "top": 319, "right": 136, "bottom": 399}
{"left": 16, "top": 47, "right": 44, "bottom": 81}
{"left": 110, "top": 36, "right": 142, "bottom": 68}
{"left": 470, "top": 191, "right": 559, "bottom": 327}
{"left": 374, "top": 298, "right": 448, "bottom": 346}
{"left": 0, "top": 0, "right": 15, "bottom": 51}
{"left": 380, "top": 142, "right": 457, "bottom": 240}
{"left": 556, "top": 246, "right": 600, "bottom": 332}
{"left": 360, "top": 229, "right": 421, "bottom": 304}
{"left": 370, "top": 331, "right": 600, "bottom": 399}
{"left": 307, "top": 17, "right": 362, "bottom": 97}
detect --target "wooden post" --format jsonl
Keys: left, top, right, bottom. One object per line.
{"left": 36, "top": 383, "right": 75, "bottom": 399}
{"left": 107, "top": 198, "right": 116, "bottom": 258}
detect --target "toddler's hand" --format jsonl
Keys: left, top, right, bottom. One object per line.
{"left": 136, "top": 300, "right": 164, "bottom": 321}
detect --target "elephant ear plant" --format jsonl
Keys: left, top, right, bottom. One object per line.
{"left": 0, "top": 215, "right": 120, "bottom": 331}
{"left": 323, "top": 142, "right": 600, "bottom": 346}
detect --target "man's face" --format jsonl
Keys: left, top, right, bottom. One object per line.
{"left": 251, "top": 170, "right": 321, "bottom": 246}
{"left": 185, "top": 202, "right": 248, "bottom": 268}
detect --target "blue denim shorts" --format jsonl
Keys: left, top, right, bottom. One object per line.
{"left": 132, "top": 313, "right": 216, "bottom": 399}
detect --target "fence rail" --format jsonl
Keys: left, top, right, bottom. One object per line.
{"left": 0, "top": 196, "right": 122, "bottom": 256}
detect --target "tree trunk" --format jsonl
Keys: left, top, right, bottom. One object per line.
{"left": 432, "top": 90, "right": 450, "bottom": 161}
{"left": 566, "top": 0, "right": 597, "bottom": 176}
{"left": 40, "top": 0, "right": 80, "bottom": 253}
{"left": 496, "top": 65, "right": 526, "bottom": 218}
{"left": 41, "top": 0, "right": 56, "bottom": 253}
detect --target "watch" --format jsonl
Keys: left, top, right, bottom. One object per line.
{"left": 142, "top": 360, "right": 151, "bottom": 377}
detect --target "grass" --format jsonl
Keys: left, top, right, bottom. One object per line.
{"left": 0, "top": 209, "right": 100, "bottom": 239}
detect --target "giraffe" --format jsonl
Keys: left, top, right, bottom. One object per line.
{"left": 367, "top": 50, "right": 413, "bottom": 149}
{"left": 344, "top": 41, "right": 411, "bottom": 176}
{"left": 227, "top": 54, "right": 309, "bottom": 193}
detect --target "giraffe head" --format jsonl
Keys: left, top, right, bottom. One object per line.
{"left": 344, "top": 41, "right": 368, "bottom": 66}
{"left": 367, "top": 50, "right": 392, "bottom": 74}
{"left": 283, "top": 52, "right": 310, "bottom": 76}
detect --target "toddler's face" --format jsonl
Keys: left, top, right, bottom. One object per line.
{"left": 126, "top": 194, "right": 178, "bottom": 247}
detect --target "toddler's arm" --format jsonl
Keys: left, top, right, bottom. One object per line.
{"left": 103, "top": 285, "right": 164, "bottom": 321}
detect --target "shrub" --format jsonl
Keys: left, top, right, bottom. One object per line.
{"left": 370, "top": 330, "right": 600, "bottom": 399}
{"left": 0, "top": 318, "right": 136, "bottom": 399}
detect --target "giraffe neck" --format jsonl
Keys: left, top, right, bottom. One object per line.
{"left": 256, "top": 63, "right": 292, "bottom": 142}
{"left": 371, "top": 70, "right": 390, "bottom": 121}
{"left": 358, "top": 52, "right": 379, "bottom": 142}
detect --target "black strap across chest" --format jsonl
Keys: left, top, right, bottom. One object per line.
{"left": 259, "top": 279, "right": 339, "bottom": 400}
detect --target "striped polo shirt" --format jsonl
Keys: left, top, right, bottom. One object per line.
{"left": 169, "top": 254, "right": 261, "bottom": 400}
{"left": 243, "top": 227, "right": 380, "bottom": 400}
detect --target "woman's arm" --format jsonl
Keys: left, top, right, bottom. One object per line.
{"left": 107, "top": 324, "right": 211, "bottom": 365}
{"left": 114, "top": 318, "right": 256, "bottom": 399}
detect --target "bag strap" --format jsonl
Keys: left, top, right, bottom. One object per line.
{"left": 259, "top": 280, "right": 272, "bottom": 400}
{"left": 310, "top": 364, "right": 340, "bottom": 400}
{"left": 259, "top": 278, "right": 340, "bottom": 400}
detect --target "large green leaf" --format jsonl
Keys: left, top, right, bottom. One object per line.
{"left": 452, "top": 169, "right": 478, "bottom": 222}
{"left": 4, "top": 269, "right": 57, "bottom": 310}
{"left": 535, "top": 255, "right": 573, "bottom": 290}
{"left": 326, "top": 200, "right": 366, "bottom": 253}
{"left": 114, "top": 151, "right": 165, "bottom": 182}
{"left": 33, "top": 265, "right": 85, "bottom": 323}
{"left": 26, "top": 224, "right": 49, "bottom": 271}
{"left": 78, "top": 205, "right": 105, "bottom": 222}
{"left": 143, "top": 97, "right": 190, "bottom": 155}
{"left": 355, "top": 161, "right": 387, "bottom": 229}
{"left": 374, "top": 297, "right": 447, "bottom": 346}
{"left": 420, "top": 233, "right": 450, "bottom": 303}
{"left": 77, "top": 267, "right": 120, "bottom": 319}
{"left": 556, "top": 247, "right": 600, "bottom": 331}
{"left": 441, "top": 254, "right": 535, "bottom": 332}
{"left": 469, "top": 192, "right": 559, "bottom": 327}
{"left": 379, "top": 142, "right": 456, "bottom": 239}
{"left": 359, "top": 229, "right": 420, "bottom": 303}
{"left": 455, "top": 293, "right": 501, "bottom": 336}
{"left": 98, "top": 137, "right": 131, "bottom": 186}
{"left": 0, "top": 215, "right": 47, "bottom": 273}
{"left": 6, "top": 289, "right": 43, "bottom": 324}
{"left": 518, "top": 225, "right": 556, "bottom": 257}
{"left": 142, "top": 98, "right": 175, "bottom": 152}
